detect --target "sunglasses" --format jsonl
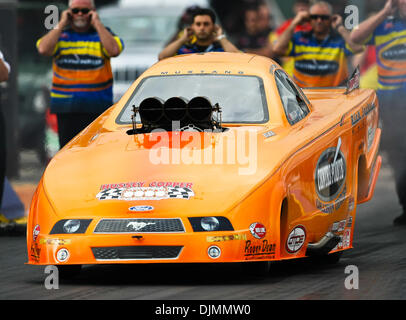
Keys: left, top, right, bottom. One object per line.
{"left": 310, "top": 14, "right": 330, "bottom": 21}
{"left": 71, "top": 8, "right": 91, "bottom": 14}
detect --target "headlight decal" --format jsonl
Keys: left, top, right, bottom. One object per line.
{"left": 188, "top": 217, "right": 233, "bottom": 232}
{"left": 50, "top": 219, "right": 92, "bottom": 234}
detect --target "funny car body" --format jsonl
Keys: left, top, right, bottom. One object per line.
{"left": 27, "top": 52, "right": 381, "bottom": 276}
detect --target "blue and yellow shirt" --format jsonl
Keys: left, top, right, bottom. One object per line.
{"left": 365, "top": 17, "right": 406, "bottom": 92}
{"left": 37, "top": 27, "right": 124, "bottom": 114}
{"left": 286, "top": 31, "right": 354, "bottom": 87}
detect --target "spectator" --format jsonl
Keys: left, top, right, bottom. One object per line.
{"left": 0, "top": 48, "right": 10, "bottom": 211}
{"left": 236, "top": 4, "right": 273, "bottom": 58}
{"left": 273, "top": 1, "right": 364, "bottom": 87}
{"left": 158, "top": 8, "right": 240, "bottom": 60}
{"left": 276, "top": 0, "right": 312, "bottom": 36}
{"left": 274, "top": 0, "right": 312, "bottom": 76}
{"left": 0, "top": 49, "right": 25, "bottom": 236}
{"left": 350, "top": 0, "right": 406, "bottom": 225}
{"left": 257, "top": 1, "right": 274, "bottom": 37}
{"left": 165, "top": 5, "right": 202, "bottom": 46}
{"left": 36, "top": 0, "right": 124, "bottom": 148}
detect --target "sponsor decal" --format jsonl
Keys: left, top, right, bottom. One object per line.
{"left": 286, "top": 226, "right": 306, "bottom": 253}
{"left": 343, "top": 228, "right": 351, "bottom": 248}
{"left": 40, "top": 238, "right": 72, "bottom": 246}
{"left": 351, "top": 103, "right": 376, "bottom": 126}
{"left": 159, "top": 70, "right": 245, "bottom": 75}
{"left": 263, "top": 130, "right": 276, "bottom": 139}
{"left": 346, "top": 215, "right": 353, "bottom": 227}
{"left": 97, "top": 186, "right": 194, "bottom": 201}
{"left": 249, "top": 223, "right": 266, "bottom": 239}
{"left": 100, "top": 181, "right": 193, "bottom": 190}
{"left": 244, "top": 239, "right": 276, "bottom": 259}
{"left": 315, "top": 138, "right": 346, "bottom": 202}
{"left": 367, "top": 126, "right": 375, "bottom": 151}
{"left": 316, "top": 185, "right": 347, "bottom": 214}
{"left": 333, "top": 228, "right": 351, "bottom": 251}
{"left": 331, "top": 220, "right": 346, "bottom": 233}
{"left": 129, "top": 205, "right": 154, "bottom": 212}
{"left": 30, "top": 242, "right": 41, "bottom": 263}
{"left": 207, "top": 234, "right": 247, "bottom": 242}
{"left": 348, "top": 196, "right": 355, "bottom": 212}
{"left": 33, "top": 225, "right": 40, "bottom": 242}
{"left": 295, "top": 60, "right": 339, "bottom": 76}
{"left": 384, "top": 22, "right": 394, "bottom": 30}
{"left": 126, "top": 221, "right": 156, "bottom": 231}
{"left": 382, "top": 43, "right": 406, "bottom": 61}
{"left": 351, "top": 111, "right": 362, "bottom": 126}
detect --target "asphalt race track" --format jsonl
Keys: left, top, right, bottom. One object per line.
{"left": 1, "top": 157, "right": 405, "bottom": 300}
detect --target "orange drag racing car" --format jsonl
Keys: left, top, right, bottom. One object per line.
{"left": 27, "top": 53, "right": 381, "bottom": 276}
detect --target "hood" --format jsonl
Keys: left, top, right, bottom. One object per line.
{"left": 42, "top": 126, "right": 283, "bottom": 218}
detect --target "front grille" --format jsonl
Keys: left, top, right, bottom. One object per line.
{"left": 92, "top": 246, "right": 183, "bottom": 260}
{"left": 94, "top": 218, "right": 185, "bottom": 233}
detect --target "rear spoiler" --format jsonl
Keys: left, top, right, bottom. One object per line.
{"left": 345, "top": 66, "right": 360, "bottom": 95}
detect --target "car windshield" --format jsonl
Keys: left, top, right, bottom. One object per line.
{"left": 101, "top": 15, "right": 178, "bottom": 44}
{"left": 117, "top": 75, "right": 269, "bottom": 124}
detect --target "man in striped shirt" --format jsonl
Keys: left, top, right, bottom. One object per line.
{"left": 37, "top": 0, "right": 124, "bottom": 147}
{"left": 351, "top": 0, "right": 406, "bottom": 225}
{"left": 273, "top": 1, "right": 364, "bottom": 87}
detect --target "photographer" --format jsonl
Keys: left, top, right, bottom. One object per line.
{"left": 36, "top": 0, "right": 124, "bottom": 148}
{"left": 351, "top": 0, "right": 406, "bottom": 225}
{"left": 273, "top": 1, "right": 364, "bottom": 87}
{"left": 158, "top": 8, "right": 240, "bottom": 60}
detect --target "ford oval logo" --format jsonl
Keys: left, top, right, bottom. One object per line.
{"left": 129, "top": 205, "right": 154, "bottom": 212}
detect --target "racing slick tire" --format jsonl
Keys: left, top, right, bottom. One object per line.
{"left": 57, "top": 265, "right": 82, "bottom": 279}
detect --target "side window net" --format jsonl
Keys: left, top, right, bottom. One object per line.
{"left": 275, "top": 70, "right": 310, "bottom": 125}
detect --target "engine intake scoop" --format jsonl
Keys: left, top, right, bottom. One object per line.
{"left": 128, "top": 96, "right": 224, "bottom": 134}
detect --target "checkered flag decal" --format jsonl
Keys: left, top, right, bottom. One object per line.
{"left": 167, "top": 187, "right": 194, "bottom": 199}
{"left": 96, "top": 188, "right": 123, "bottom": 200}
{"left": 96, "top": 186, "right": 194, "bottom": 201}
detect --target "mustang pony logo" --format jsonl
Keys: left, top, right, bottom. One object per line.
{"left": 126, "top": 221, "right": 156, "bottom": 231}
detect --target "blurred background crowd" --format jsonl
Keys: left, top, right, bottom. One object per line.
{"left": 0, "top": 0, "right": 392, "bottom": 228}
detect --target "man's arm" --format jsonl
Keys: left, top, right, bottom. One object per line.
{"left": 37, "top": 9, "right": 70, "bottom": 56}
{"left": 158, "top": 28, "right": 192, "bottom": 60}
{"left": 214, "top": 26, "right": 240, "bottom": 53}
{"left": 90, "top": 11, "right": 122, "bottom": 57}
{"left": 350, "top": 0, "right": 395, "bottom": 45}
{"left": 332, "top": 15, "right": 364, "bottom": 54}
{"left": 273, "top": 11, "right": 309, "bottom": 56}
{"left": 243, "top": 43, "right": 273, "bottom": 57}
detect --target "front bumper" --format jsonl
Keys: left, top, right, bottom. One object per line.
{"left": 27, "top": 229, "right": 278, "bottom": 265}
